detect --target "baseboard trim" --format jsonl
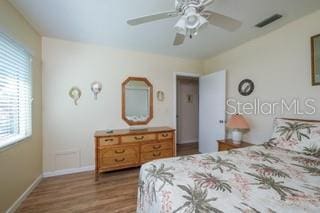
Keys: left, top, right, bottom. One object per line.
{"left": 43, "top": 165, "right": 95, "bottom": 178}
{"left": 178, "top": 139, "right": 198, "bottom": 144}
{"left": 6, "top": 175, "right": 42, "bottom": 213}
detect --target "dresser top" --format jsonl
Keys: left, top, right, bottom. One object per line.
{"left": 95, "top": 126, "right": 175, "bottom": 137}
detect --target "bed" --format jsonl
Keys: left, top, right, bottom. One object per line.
{"left": 137, "top": 118, "right": 320, "bottom": 213}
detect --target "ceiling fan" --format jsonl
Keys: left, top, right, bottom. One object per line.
{"left": 127, "top": 0, "right": 242, "bottom": 46}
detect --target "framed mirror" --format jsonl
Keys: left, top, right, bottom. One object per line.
{"left": 311, "top": 34, "right": 320, "bottom": 86}
{"left": 122, "top": 77, "right": 153, "bottom": 125}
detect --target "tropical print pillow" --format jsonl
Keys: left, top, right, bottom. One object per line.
{"left": 270, "top": 118, "right": 320, "bottom": 157}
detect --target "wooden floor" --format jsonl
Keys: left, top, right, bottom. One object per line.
{"left": 17, "top": 143, "right": 199, "bottom": 213}
{"left": 177, "top": 142, "right": 199, "bottom": 156}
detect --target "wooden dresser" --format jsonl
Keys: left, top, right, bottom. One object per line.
{"left": 94, "top": 127, "right": 175, "bottom": 180}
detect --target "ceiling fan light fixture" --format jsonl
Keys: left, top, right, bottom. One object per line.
{"left": 174, "top": 16, "right": 187, "bottom": 35}
{"left": 190, "top": 15, "right": 208, "bottom": 38}
{"left": 186, "top": 15, "right": 200, "bottom": 29}
{"left": 174, "top": 13, "right": 208, "bottom": 37}
{"left": 197, "top": 15, "right": 209, "bottom": 30}
{"left": 185, "top": 7, "right": 200, "bottom": 29}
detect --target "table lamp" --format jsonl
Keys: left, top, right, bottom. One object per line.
{"left": 226, "top": 114, "right": 250, "bottom": 144}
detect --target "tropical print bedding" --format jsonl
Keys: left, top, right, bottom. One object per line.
{"left": 137, "top": 144, "right": 320, "bottom": 213}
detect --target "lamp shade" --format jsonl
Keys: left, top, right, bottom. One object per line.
{"left": 226, "top": 114, "right": 250, "bottom": 130}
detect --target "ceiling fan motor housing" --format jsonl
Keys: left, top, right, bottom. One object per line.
{"left": 176, "top": 0, "right": 213, "bottom": 12}
{"left": 174, "top": 0, "right": 209, "bottom": 36}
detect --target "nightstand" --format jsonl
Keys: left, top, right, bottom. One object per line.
{"left": 217, "top": 139, "right": 252, "bottom": 151}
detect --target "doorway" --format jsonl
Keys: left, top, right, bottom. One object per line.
{"left": 174, "top": 70, "right": 226, "bottom": 155}
{"left": 176, "top": 76, "right": 199, "bottom": 156}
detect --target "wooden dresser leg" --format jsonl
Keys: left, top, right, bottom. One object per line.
{"left": 95, "top": 137, "right": 99, "bottom": 181}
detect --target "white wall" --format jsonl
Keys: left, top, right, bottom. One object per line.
{"left": 204, "top": 10, "right": 320, "bottom": 144}
{"left": 42, "top": 37, "right": 202, "bottom": 172}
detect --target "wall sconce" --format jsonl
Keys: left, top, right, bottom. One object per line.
{"left": 69, "top": 87, "right": 81, "bottom": 105}
{"left": 91, "top": 81, "right": 102, "bottom": 100}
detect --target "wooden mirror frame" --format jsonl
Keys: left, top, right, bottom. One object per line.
{"left": 122, "top": 77, "right": 153, "bottom": 126}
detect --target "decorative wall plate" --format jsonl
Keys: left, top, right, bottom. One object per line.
{"left": 156, "top": 91, "right": 165, "bottom": 102}
{"left": 238, "top": 79, "right": 254, "bottom": 96}
{"left": 91, "top": 81, "right": 102, "bottom": 100}
{"left": 69, "top": 87, "right": 81, "bottom": 105}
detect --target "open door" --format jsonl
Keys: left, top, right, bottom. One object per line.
{"left": 199, "top": 70, "right": 226, "bottom": 153}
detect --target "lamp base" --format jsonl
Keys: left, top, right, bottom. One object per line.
{"left": 232, "top": 130, "right": 243, "bottom": 145}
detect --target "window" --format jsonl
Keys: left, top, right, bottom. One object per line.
{"left": 0, "top": 32, "right": 32, "bottom": 149}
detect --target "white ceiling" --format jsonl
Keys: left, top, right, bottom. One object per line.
{"left": 9, "top": 0, "right": 320, "bottom": 59}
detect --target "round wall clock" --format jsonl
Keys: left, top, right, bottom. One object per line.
{"left": 238, "top": 79, "right": 254, "bottom": 96}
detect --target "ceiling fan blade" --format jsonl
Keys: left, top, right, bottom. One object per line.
{"left": 127, "top": 11, "right": 179, "bottom": 26}
{"left": 202, "top": 0, "right": 215, "bottom": 7}
{"left": 173, "top": 33, "right": 185, "bottom": 46}
{"left": 203, "top": 11, "right": 242, "bottom": 32}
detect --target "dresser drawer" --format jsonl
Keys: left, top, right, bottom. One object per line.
{"left": 141, "top": 141, "right": 172, "bottom": 153}
{"left": 158, "top": 132, "right": 173, "bottom": 140}
{"left": 98, "top": 137, "right": 119, "bottom": 146}
{"left": 121, "top": 134, "right": 156, "bottom": 143}
{"left": 100, "top": 144, "right": 139, "bottom": 157}
{"left": 141, "top": 149, "right": 173, "bottom": 163}
{"left": 100, "top": 154, "right": 139, "bottom": 169}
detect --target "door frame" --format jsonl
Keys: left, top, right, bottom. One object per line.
{"left": 173, "top": 72, "right": 200, "bottom": 145}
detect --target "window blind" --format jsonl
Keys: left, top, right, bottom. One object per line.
{"left": 0, "top": 32, "right": 32, "bottom": 149}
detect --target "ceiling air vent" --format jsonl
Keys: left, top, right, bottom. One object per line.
{"left": 255, "top": 14, "right": 283, "bottom": 28}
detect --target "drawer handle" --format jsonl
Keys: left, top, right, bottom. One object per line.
{"left": 115, "top": 149, "right": 125, "bottom": 154}
{"left": 115, "top": 158, "right": 125, "bottom": 162}
{"left": 134, "top": 136, "right": 144, "bottom": 140}
{"left": 162, "top": 133, "right": 168, "bottom": 137}
{"left": 105, "top": 138, "right": 114, "bottom": 142}
{"left": 153, "top": 152, "right": 161, "bottom": 157}
{"left": 153, "top": 145, "right": 162, "bottom": 150}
